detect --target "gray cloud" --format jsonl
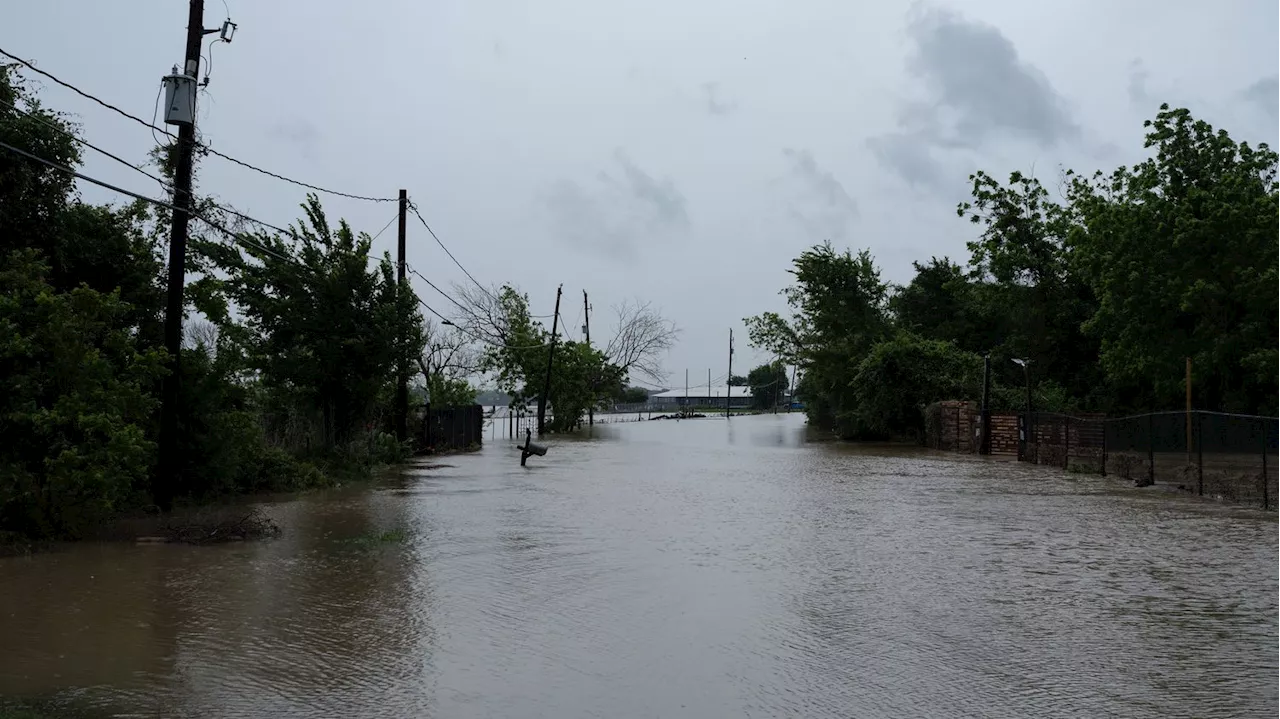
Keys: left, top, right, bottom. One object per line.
{"left": 701, "top": 82, "right": 736, "bottom": 116}
{"left": 904, "top": 7, "right": 1079, "bottom": 148}
{"left": 782, "top": 149, "right": 858, "bottom": 241}
{"left": 873, "top": 7, "right": 1080, "bottom": 189}
{"left": 608, "top": 150, "right": 689, "bottom": 227}
{"left": 544, "top": 152, "right": 689, "bottom": 260}
{"left": 1127, "top": 59, "right": 1152, "bottom": 107}
{"left": 1240, "top": 75, "right": 1279, "bottom": 123}
{"left": 866, "top": 133, "right": 947, "bottom": 190}
{"left": 266, "top": 117, "right": 321, "bottom": 158}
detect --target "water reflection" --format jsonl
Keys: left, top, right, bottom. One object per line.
{"left": 1, "top": 414, "right": 1275, "bottom": 718}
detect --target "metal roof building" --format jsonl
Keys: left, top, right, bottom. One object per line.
{"left": 649, "top": 386, "right": 756, "bottom": 408}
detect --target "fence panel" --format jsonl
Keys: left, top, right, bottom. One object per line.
{"left": 1030, "top": 410, "right": 1277, "bottom": 510}
{"left": 418, "top": 405, "right": 484, "bottom": 453}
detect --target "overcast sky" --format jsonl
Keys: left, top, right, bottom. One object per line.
{"left": 6, "top": 1, "right": 1277, "bottom": 387}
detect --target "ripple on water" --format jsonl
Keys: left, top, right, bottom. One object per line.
{"left": 0, "top": 414, "right": 1274, "bottom": 718}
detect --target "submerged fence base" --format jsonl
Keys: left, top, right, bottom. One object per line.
{"left": 924, "top": 403, "right": 1278, "bottom": 510}
{"left": 1021, "top": 411, "right": 1277, "bottom": 510}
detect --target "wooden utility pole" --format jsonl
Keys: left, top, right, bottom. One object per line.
{"left": 708, "top": 369, "right": 712, "bottom": 409}
{"left": 395, "top": 189, "right": 409, "bottom": 443}
{"left": 156, "top": 0, "right": 207, "bottom": 512}
{"left": 685, "top": 369, "right": 689, "bottom": 412}
{"left": 789, "top": 365, "right": 796, "bottom": 412}
{"left": 537, "top": 285, "right": 563, "bottom": 436}
{"left": 774, "top": 359, "right": 782, "bottom": 414}
{"left": 583, "top": 290, "right": 592, "bottom": 426}
{"left": 726, "top": 329, "right": 733, "bottom": 420}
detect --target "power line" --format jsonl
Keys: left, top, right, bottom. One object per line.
{"left": 1, "top": 96, "right": 173, "bottom": 191}
{"left": 370, "top": 209, "right": 400, "bottom": 242}
{"left": 0, "top": 46, "right": 398, "bottom": 203}
{"left": 406, "top": 264, "right": 469, "bottom": 314}
{"left": 403, "top": 266, "right": 554, "bottom": 351}
{"left": 0, "top": 136, "right": 292, "bottom": 265}
{"left": 408, "top": 201, "right": 496, "bottom": 300}
{"left": 0, "top": 129, "right": 559, "bottom": 358}
{"left": 0, "top": 96, "right": 301, "bottom": 245}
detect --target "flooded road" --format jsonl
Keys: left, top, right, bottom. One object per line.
{"left": 2, "top": 414, "right": 1276, "bottom": 718}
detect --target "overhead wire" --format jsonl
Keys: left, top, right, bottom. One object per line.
{"left": 0, "top": 57, "right": 566, "bottom": 359}
{"left": 0, "top": 46, "right": 398, "bottom": 203}
{"left": 0, "top": 136, "right": 295, "bottom": 266}
{"left": 1, "top": 96, "right": 174, "bottom": 191}
{"left": 369, "top": 210, "right": 400, "bottom": 242}
{"left": 407, "top": 201, "right": 497, "bottom": 300}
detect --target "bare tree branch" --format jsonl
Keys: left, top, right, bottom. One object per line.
{"left": 603, "top": 299, "right": 679, "bottom": 384}
{"left": 449, "top": 281, "right": 516, "bottom": 348}
{"left": 420, "top": 318, "right": 483, "bottom": 383}
{"left": 184, "top": 318, "right": 219, "bottom": 351}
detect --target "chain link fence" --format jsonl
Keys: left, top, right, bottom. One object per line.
{"left": 1020, "top": 411, "right": 1278, "bottom": 509}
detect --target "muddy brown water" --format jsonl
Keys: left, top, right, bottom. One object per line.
{"left": 1, "top": 414, "right": 1276, "bottom": 718}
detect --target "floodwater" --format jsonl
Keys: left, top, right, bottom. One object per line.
{"left": 1, "top": 414, "right": 1276, "bottom": 718}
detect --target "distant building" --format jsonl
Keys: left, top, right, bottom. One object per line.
{"left": 649, "top": 386, "right": 755, "bottom": 409}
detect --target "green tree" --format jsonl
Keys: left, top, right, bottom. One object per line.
{"left": 890, "top": 257, "right": 999, "bottom": 355}
{"left": 727, "top": 374, "right": 748, "bottom": 386}
{"left": 746, "top": 361, "right": 789, "bottom": 410}
{"left": 1065, "top": 105, "right": 1279, "bottom": 413}
{"left": 744, "top": 242, "right": 890, "bottom": 435}
{"left": 193, "top": 195, "right": 426, "bottom": 449}
{"left": 615, "top": 386, "right": 650, "bottom": 404}
{"left": 849, "top": 333, "right": 982, "bottom": 439}
{"left": 0, "top": 251, "right": 165, "bottom": 537}
{"left": 479, "top": 286, "right": 625, "bottom": 432}
{"left": 956, "top": 170, "right": 1103, "bottom": 404}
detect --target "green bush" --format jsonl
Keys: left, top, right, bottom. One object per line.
{"left": 0, "top": 251, "right": 164, "bottom": 538}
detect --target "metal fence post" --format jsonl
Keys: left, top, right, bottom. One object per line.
{"left": 1100, "top": 418, "right": 1108, "bottom": 476}
{"left": 1196, "top": 411, "right": 1204, "bottom": 496}
{"left": 1262, "top": 425, "right": 1269, "bottom": 510}
{"left": 1063, "top": 416, "right": 1071, "bottom": 470}
{"left": 1147, "top": 413, "right": 1155, "bottom": 486}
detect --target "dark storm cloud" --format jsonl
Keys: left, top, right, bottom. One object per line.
{"left": 873, "top": 7, "right": 1080, "bottom": 189}
{"left": 782, "top": 148, "right": 858, "bottom": 241}
{"left": 544, "top": 152, "right": 689, "bottom": 260}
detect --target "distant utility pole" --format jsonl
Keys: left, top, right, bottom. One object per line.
{"left": 708, "top": 368, "right": 712, "bottom": 408}
{"left": 583, "top": 290, "right": 592, "bottom": 426}
{"left": 538, "top": 285, "right": 563, "bottom": 436}
{"left": 726, "top": 329, "right": 734, "bottom": 420}
{"left": 156, "top": 0, "right": 207, "bottom": 512}
{"left": 395, "top": 189, "right": 409, "bottom": 443}
{"left": 774, "top": 359, "right": 782, "bottom": 414}
{"left": 685, "top": 369, "right": 689, "bottom": 412}
{"left": 789, "top": 365, "right": 797, "bottom": 413}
